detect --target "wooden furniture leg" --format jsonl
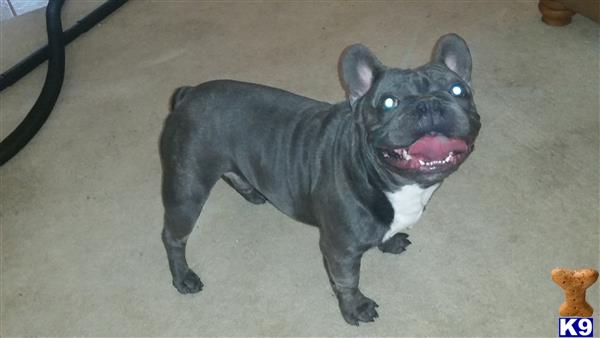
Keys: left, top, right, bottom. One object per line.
{"left": 539, "top": 0, "right": 576, "bottom": 26}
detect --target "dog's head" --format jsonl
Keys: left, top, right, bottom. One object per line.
{"left": 340, "top": 34, "right": 481, "bottom": 185}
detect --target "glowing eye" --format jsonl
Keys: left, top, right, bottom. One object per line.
{"left": 381, "top": 96, "right": 398, "bottom": 111}
{"left": 450, "top": 84, "right": 464, "bottom": 96}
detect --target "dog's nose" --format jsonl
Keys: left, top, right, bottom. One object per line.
{"left": 416, "top": 99, "right": 441, "bottom": 114}
{"left": 416, "top": 98, "right": 445, "bottom": 131}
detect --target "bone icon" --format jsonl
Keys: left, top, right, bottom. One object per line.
{"left": 552, "top": 268, "right": 598, "bottom": 317}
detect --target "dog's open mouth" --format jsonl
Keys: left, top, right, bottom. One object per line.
{"left": 379, "top": 135, "right": 473, "bottom": 172}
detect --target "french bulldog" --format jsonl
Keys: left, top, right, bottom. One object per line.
{"left": 159, "top": 33, "right": 480, "bottom": 325}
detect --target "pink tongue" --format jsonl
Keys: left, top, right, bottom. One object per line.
{"left": 408, "top": 135, "right": 468, "bottom": 161}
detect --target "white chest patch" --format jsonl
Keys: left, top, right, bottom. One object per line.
{"left": 382, "top": 183, "right": 440, "bottom": 242}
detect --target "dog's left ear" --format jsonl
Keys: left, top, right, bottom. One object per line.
{"left": 339, "top": 44, "right": 384, "bottom": 108}
{"left": 431, "top": 33, "right": 472, "bottom": 83}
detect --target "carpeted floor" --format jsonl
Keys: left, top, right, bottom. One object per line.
{"left": 1, "top": 1, "right": 598, "bottom": 336}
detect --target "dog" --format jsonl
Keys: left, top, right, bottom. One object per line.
{"left": 159, "top": 33, "right": 480, "bottom": 325}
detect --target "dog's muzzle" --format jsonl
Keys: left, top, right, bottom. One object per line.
{"left": 378, "top": 134, "right": 474, "bottom": 173}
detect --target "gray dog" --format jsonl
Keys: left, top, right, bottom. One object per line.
{"left": 160, "top": 33, "right": 480, "bottom": 325}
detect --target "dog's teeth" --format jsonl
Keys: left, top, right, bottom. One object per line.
{"left": 383, "top": 152, "right": 390, "bottom": 158}
{"left": 418, "top": 160, "right": 425, "bottom": 165}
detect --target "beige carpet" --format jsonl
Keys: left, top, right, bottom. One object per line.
{"left": 1, "top": 1, "right": 598, "bottom": 336}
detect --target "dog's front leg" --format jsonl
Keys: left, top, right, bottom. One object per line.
{"left": 320, "top": 242, "right": 379, "bottom": 325}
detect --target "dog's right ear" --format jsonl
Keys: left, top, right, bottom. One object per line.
{"left": 431, "top": 33, "right": 472, "bottom": 83}
{"left": 339, "top": 44, "right": 384, "bottom": 108}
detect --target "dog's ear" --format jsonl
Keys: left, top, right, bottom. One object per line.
{"left": 339, "top": 44, "right": 384, "bottom": 108}
{"left": 431, "top": 33, "right": 472, "bottom": 83}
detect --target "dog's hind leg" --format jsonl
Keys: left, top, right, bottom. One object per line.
{"left": 222, "top": 172, "right": 267, "bottom": 204}
{"left": 161, "top": 198, "right": 206, "bottom": 294}
{"left": 160, "top": 117, "right": 223, "bottom": 294}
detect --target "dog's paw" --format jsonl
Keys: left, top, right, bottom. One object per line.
{"left": 338, "top": 291, "right": 379, "bottom": 326}
{"left": 173, "top": 269, "right": 204, "bottom": 294}
{"left": 378, "top": 232, "right": 411, "bottom": 254}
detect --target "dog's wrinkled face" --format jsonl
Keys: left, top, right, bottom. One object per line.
{"left": 340, "top": 34, "right": 481, "bottom": 184}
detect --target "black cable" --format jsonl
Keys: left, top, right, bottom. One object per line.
{"left": 0, "top": 0, "right": 65, "bottom": 166}
{"left": 0, "top": 0, "right": 128, "bottom": 92}
{"left": 0, "top": 0, "right": 128, "bottom": 166}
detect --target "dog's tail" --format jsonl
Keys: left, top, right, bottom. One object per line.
{"left": 169, "top": 86, "right": 193, "bottom": 112}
